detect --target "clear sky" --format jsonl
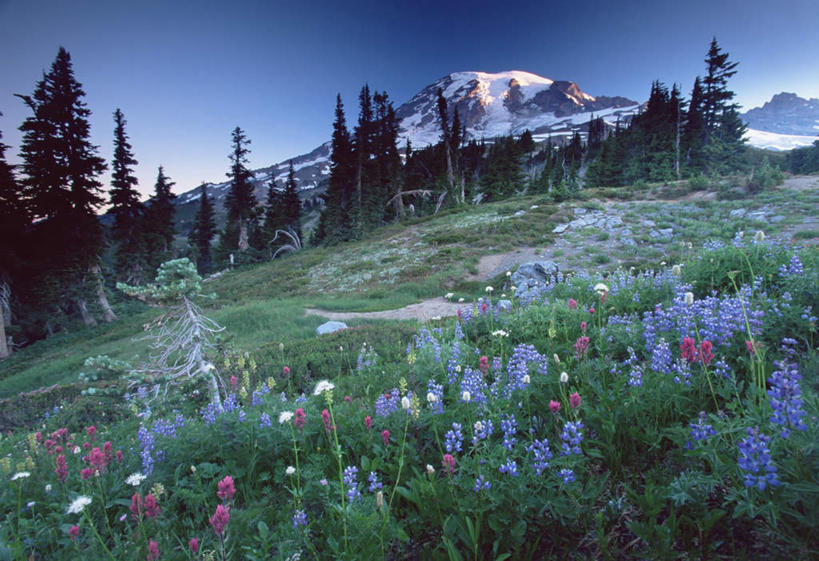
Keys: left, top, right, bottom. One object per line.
{"left": 1, "top": 0, "right": 817, "bottom": 199}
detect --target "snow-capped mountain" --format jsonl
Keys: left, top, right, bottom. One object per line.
{"left": 173, "top": 70, "right": 640, "bottom": 218}
{"left": 742, "top": 92, "right": 819, "bottom": 151}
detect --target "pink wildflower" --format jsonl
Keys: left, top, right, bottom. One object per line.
{"left": 680, "top": 337, "right": 698, "bottom": 362}
{"left": 229, "top": 375, "right": 238, "bottom": 389}
{"left": 116, "top": 450, "right": 124, "bottom": 462}
{"left": 44, "top": 439, "right": 56, "bottom": 454}
{"left": 345, "top": 395, "right": 351, "bottom": 402}
{"left": 364, "top": 415, "right": 373, "bottom": 430}
{"left": 568, "top": 298, "right": 578, "bottom": 309}
{"left": 209, "top": 504, "right": 230, "bottom": 535}
{"left": 700, "top": 340, "right": 714, "bottom": 366}
{"left": 381, "top": 430, "right": 390, "bottom": 445}
{"left": 588, "top": 307, "right": 595, "bottom": 315}
{"left": 80, "top": 467, "right": 94, "bottom": 480}
{"left": 83, "top": 442, "right": 91, "bottom": 451}
{"left": 130, "top": 493, "right": 143, "bottom": 519}
{"left": 479, "top": 355, "right": 489, "bottom": 374}
{"left": 89, "top": 447, "right": 106, "bottom": 471}
{"left": 549, "top": 400, "right": 561, "bottom": 413}
{"left": 35, "top": 431, "right": 42, "bottom": 443}
{"left": 481, "top": 301, "right": 488, "bottom": 314}
{"left": 575, "top": 336, "right": 590, "bottom": 358}
{"left": 55, "top": 445, "right": 63, "bottom": 454}
{"left": 283, "top": 366, "right": 290, "bottom": 376}
{"left": 68, "top": 525, "right": 80, "bottom": 540}
{"left": 189, "top": 537, "right": 199, "bottom": 553}
{"left": 55, "top": 454, "right": 68, "bottom": 482}
{"left": 86, "top": 426, "right": 96, "bottom": 441}
{"left": 442, "top": 454, "right": 456, "bottom": 475}
{"left": 746, "top": 340, "right": 756, "bottom": 354}
{"left": 217, "top": 475, "right": 236, "bottom": 502}
{"left": 144, "top": 494, "right": 161, "bottom": 518}
{"left": 146, "top": 540, "right": 159, "bottom": 561}
{"left": 321, "top": 409, "right": 335, "bottom": 433}
{"left": 570, "top": 392, "right": 581, "bottom": 409}
{"left": 580, "top": 321, "right": 587, "bottom": 332}
{"left": 294, "top": 408, "right": 306, "bottom": 429}
{"left": 600, "top": 291, "right": 607, "bottom": 305}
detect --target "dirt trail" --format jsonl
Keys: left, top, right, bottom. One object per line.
{"left": 305, "top": 298, "right": 467, "bottom": 322}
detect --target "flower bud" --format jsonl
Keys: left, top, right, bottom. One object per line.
{"left": 426, "top": 464, "right": 435, "bottom": 476}
{"left": 401, "top": 396, "right": 411, "bottom": 410}
{"left": 461, "top": 391, "right": 471, "bottom": 403}
{"left": 560, "top": 372, "right": 569, "bottom": 384}
{"left": 684, "top": 292, "right": 694, "bottom": 306}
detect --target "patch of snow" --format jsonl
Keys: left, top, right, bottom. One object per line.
{"left": 744, "top": 128, "right": 818, "bottom": 151}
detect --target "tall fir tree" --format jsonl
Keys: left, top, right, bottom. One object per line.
{"left": 224, "top": 126, "right": 256, "bottom": 251}
{"left": 142, "top": 166, "right": 177, "bottom": 273}
{"left": 682, "top": 76, "right": 706, "bottom": 171}
{"left": 0, "top": 118, "right": 24, "bottom": 356}
{"left": 282, "top": 161, "right": 302, "bottom": 240}
{"left": 262, "top": 179, "right": 283, "bottom": 250}
{"left": 317, "top": 94, "right": 355, "bottom": 244}
{"left": 189, "top": 184, "right": 217, "bottom": 274}
{"left": 109, "top": 108, "right": 144, "bottom": 282}
{"left": 16, "top": 47, "right": 115, "bottom": 329}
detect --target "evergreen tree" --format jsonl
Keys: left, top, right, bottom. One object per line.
{"left": 189, "top": 185, "right": 217, "bottom": 274}
{"left": 109, "top": 108, "right": 144, "bottom": 282}
{"left": 317, "top": 94, "right": 355, "bottom": 244}
{"left": 142, "top": 166, "right": 177, "bottom": 273}
{"left": 700, "top": 38, "right": 746, "bottom": 173}
{"left": 16, "top": 47, "right": 114, "bottom": 329}
{"left": 0, "top": 118, "right": 24, "bottom": 356}
{"left": 683, "top": 76, "right": 706, "bottom": 170}
{"left": 262, "top": 178, "right": 283, "bottom": 250}
{"left": 282, "top": 161, "right": 302, "bottom": 240}
{"left": 224, "top": 127, "right": 256, "bottom": 251}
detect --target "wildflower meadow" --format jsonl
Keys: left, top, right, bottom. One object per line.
{"left": 1, "top": 238, "right": 817, "bottom": 560}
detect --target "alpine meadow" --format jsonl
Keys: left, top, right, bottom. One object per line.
{"left": 1, "top": 2, "right": 818, "bottom": 560}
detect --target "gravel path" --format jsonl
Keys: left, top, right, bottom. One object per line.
{"left": 304, "top": 298, "right": 468, "bottom": 322}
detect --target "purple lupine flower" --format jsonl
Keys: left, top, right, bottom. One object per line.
{"left": 259, "top": 412, "right": 272, "bottom": 428}
{"left": 367, "top": 471, "right": 382, "bottom": 492}
{"left": 558, "top": 468, "right": 576, "bottom": 484}
{"left": 560, "top": 421, "right": 584, "bottom": 456}
{"left": 374, "top": 388, "right": 401, "bottom": 418}
{"left": 446, "top": 342, "right": 462, "bottom": 385}
{"left": 343, "top": 466, "right": 360, "bottom": 502}
{"left": 444, "top": 423, "right": 464, "bottom": 454}
{"left": 768, "top": 360, "right": 808, "bottom": 438}
{"left": 472, "top": 419, "right": 494, "bottom": 444}
{"left": 686, "top": 411, "right": 717, "bottom": 449}
{"left": 498, "top": 458, "right": 519, "bottom": 476}
{"left": 426, "top": 380, "right": 444, "bottom": 414}
{"left": 500, "top": 414, "right": 517, "bottom": 452}
{"left": 473, "top": 474, "right": 491, "bottom": 492}
{"left": 292, "top": 509, "right": 307, "bottom": 528}
{"left": 527, "top": 438, "right": 553, "bottom": 475}
{"left": 737, "top": 427, "right": 780, "bottom": 491}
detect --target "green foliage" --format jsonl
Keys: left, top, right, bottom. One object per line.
{"left": 786, "top": 140, "right": 819, "bottom": 174}
{"left": 117, "top": 258, "right": 204, "bottom": 305}
{"left": 746, "top": 156, "right": 785, "bottom": 194}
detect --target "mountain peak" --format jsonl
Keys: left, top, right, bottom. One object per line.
{"left": 742, "top": 92, "right": 819, "bottom": 137}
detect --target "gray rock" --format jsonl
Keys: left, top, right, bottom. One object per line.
{"left": 552, "top": 223, "right": 569, "bottom": 234}
{"left": 729, "top": 208, "right": 747, "bottom": 218}
{"left": 574, "top": 207, "right": 588, "bottom": 215}
{"left": 316, "top": 321, "right": 348, "bottom": 335}
{"left": 746, "top": 211, "right": 767, "bottom": 221}
{"left": 658, "top": 228, "right": 674, "bottom": 239}
{"left": 620, "top": 237, "right": 637, "bottom": 246}
{"left": 497, "top": 299, "right": 513, "bottom": 311}
{"left": 514, "top": 210, "right": 526, "bottom": 217}
{"left": 512, "top": 261, "right": 560, "bottom": 303}
{"left": 770, "top": 215, "right": 785, "bottom": 223}
{"left": 641, "top": 219, "right": 656, "bottom": 227}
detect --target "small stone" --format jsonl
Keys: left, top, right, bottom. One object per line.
{"left": 316, "top": 321, "right": 348, "bottom": 335}
{"left": 553, "top": 223, "right": 569, "bottom": 234}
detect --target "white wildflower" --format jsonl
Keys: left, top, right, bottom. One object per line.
{"left": 67, "top": 495, "right": 92, "bottom": 514}
{"left": 401, "top": 396, "right": 411, "bottom": 410}
{"left": 594, "top": 283, "right": 609, "bottom": 294}
{"left": 191, "top": 465, "right": 196, "bottom": 473}
{"left": 10, "top": 471, "right": 30, "bottom": 481}
{"left": 426, "top": 464, "right": 435, "bottom": 476}
{"left": 506, "top": 271, "right": 512, "bottom": 277}
{"left": 125, "top": 473, "right": 147, "bottom": 487}
{"left": 45, "top": 484, "right": 52, "bottom": 493}
{"left": 455, "top": 365, "right": 462, "bottom": 373}
{"left": 431, "top": 316, "right": 441, "bottom": 321}
{"left": 672, "top": 264, "right": 681, "bottom": 276}
{"left": 553, "top": 354, "right": 561, "bottom": 365}
{"left": 522, "top": 374, "right": 531, "bottom": 385}
{"left": 286, "top": 466, "right": 296, "bottom": 476}
{"left": 684, "top": 292, "right": 694, "bottom": 306}
{"left": 560, "top": 372, "right": 569, "bottom": 384}
{"left": 445, "top": 292, "right": 454, "bottom": 300}
{"left": 376, "top": 490, "right": 384, "bottom": 509}
{"left": 474, "top": 421, "right": 483, "bottom": 433}
{"left": 458, "top": 297, "right": 465, "bottom": 303}
{"left": 203, "top": 362, "right": 215, "bottom": 372}
{"left": 754, "top": 230, "right": 765, "bottom": 242}
{"left": 73, "top": 446, "right": 81, "bottom": 455}
{"left": 313, "top": 380, "right": 335, "bottom": 396}
{"left": 462, "top": 391, "right": 471, "bottom": 403}
{"left": 511, "top": 285, "right": 517, "bottom": 291}
{"left": 278, "top": 411, "right": 294, "bottom": 424}
{"left": 492, "top": 329, "right": 509, "bottom": 338}
{"left": 485, "top": 286, "right": 494, "bottom": 293}
{"left": 426, "top": 392, "right": 438, "bottom": 404}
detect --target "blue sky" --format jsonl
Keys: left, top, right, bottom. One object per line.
{"left": 1, "top": 0, "right": 817, "bottom": 198}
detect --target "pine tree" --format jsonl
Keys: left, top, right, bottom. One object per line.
{"left": 109, "top": 108, "right": 144, "bottom": 282}
{"left": 0, "top": 118, "right": 23, "bottom": 357}
{"left": 683, "top": 76, "right": 706, "bottom": 171}
{"left": 262, "top": 179, "right": 283, "bottom": 251}
{"left": 352, "top": 85, "right": 374, "bottom": 236}
{"left": 700, "top": 38, "right": 746, "bottom": 173}
{"left": 282, "top": 161, "right": 302, "bottom": 240}
{"left": 318, "top": 94, "right": 355, "bottom": 244}
{"left": 190, "top": 185, "right": 217, "bottom": 274}
{"left": 224, "top": 127, "right": 256, "bottom": 251}
{"left": 16, "top": 47, "right": 114, "bottom": 328}
{"left": 142, "top": 166, "right": 177, "bottom": 273}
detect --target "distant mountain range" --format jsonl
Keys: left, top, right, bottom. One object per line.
{"left": 172, "top": 70, "right": 640, "bottom": 226}
{"left": 172, "top": 73, "right": 819, "bottom": 226}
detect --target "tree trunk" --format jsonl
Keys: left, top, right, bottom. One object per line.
{"left": 77, "top": 298, "right": 97, "bottom": 326}
{"left": 0, "top": 319, "right": 7, "bottom": 358}
{"left": 0, "top": 281, "right": 8, "bottom": 357}
{"left": 91, "top": 264, "right": 117, "bottom": 322}
{"left": 238, "top": 218, "right": 249, "bottom": 251}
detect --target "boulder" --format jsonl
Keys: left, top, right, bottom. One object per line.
{"left": 512, "top": 261, "right": 560, "bottom": 303}
{"left": 316, "top": 321, "right": 348, "bottom": 335}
